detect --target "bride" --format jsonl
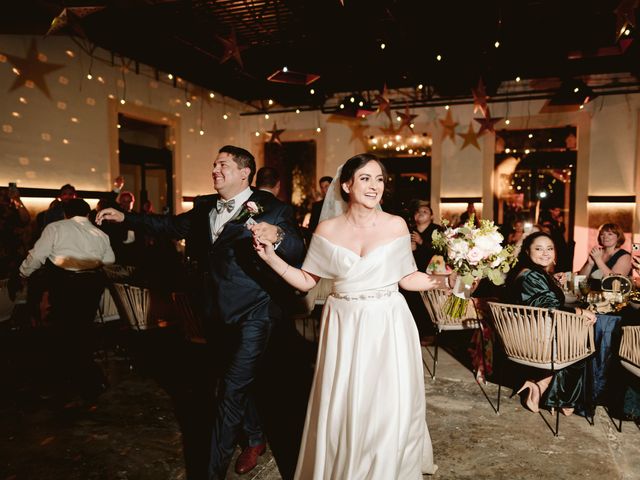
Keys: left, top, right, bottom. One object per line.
{"left": 251, "top": 153, "right": 451, "bottom": 479}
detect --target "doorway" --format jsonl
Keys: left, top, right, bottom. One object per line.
{"left": 118, "top": 114, "right": 173, "bottom": 214}
{"left": 494, "top": 126, "right": 577, "bottom": 270}
{"left": 264, "top": 141, "right": 316, "bottom": 224}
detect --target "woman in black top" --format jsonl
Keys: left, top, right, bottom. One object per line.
{"left": 578, "top": 223, "right": 631, "bottom": 289}
{"left": 410, "top": 201, "right": 441, "bottom": 271}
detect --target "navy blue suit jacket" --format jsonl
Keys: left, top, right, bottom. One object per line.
{"left": 124, "top": 189, "right": 305, "bottom": 325}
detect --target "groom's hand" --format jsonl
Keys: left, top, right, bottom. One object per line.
{"left": 249, "top": 222, "right": 280, "bottom": 244}
{"left": 96, "top": 208, "right": 125, "bottom": 225}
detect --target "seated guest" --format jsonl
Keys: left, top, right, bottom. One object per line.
{"left": 578, "top": 223, "right": 632, "bottom": 289}
{"left": 504, "top": 232, "right": 596, "bottom": 416}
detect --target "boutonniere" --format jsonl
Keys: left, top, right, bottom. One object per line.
{"left": 236, "top": 200, "right": 264, "bottom": 226}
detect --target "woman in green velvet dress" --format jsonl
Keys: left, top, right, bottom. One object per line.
{"left": 504, "top": 232, "right": 596, "bottom": 416}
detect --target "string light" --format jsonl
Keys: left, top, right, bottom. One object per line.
{"left": 316, "top": 127, "right": 321, "bottom": 133}
{"left": 494, "top": 41, "right": 500, "bottom": 48}
{"left": 255, "top": 131, "right": 260, "bottom": 136}
{"left": 185, "top": 101, "right": 191, "bottom": 107}
{"left": 310, "top": 88, "right": 315, "bottom": 95}
{"left": 505, "top": 119, "right": 510, "bottom": 125}
{"left": 223, "top": 114, "right": 228, "bottom": 120}
{"left": 436, "top": 54, "right": 442, "bottom": 61}
{"left": 264, "top": 114, "right": 269, "bottom": 119}
{"left": 380, "top": 43, "right": 386, "bottom": 50}
{"left": 168, "top": 73, "right": 174, "bottom": 80}
{"left": 295, "top": 109, "right": 300, "bottom": 114}
{"left": 515, "top": 76, "right": 521, "bottom": 82}
{"left": 199, "top": 130, "right": 204, "bottom": 136}
{"left": 268, "top": 99, "right": 274, "bottom": 105}
{"left": 86, "top": 73, "right": 93, "bottom": 80}
{"left": 283, "top": 66, "right": 288, "bottom": 72}
{"left": 209, "top": 92, "right": 215, "bottom": 98}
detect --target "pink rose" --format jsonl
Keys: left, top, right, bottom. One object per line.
{"left": 246, "top": 201, "right": 259, "bottom": 214}
{"left": 466, "top": 247, "right": 484, "bottom": 265}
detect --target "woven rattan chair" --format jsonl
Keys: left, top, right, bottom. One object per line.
{"left": 111, "top": 283, "right": 152, "bottom": 331}
{"left": 488, "top": 302, "right": 595, "bottom": 435}
{"left": 95, "top": 288, "right": 120, "bottom": 323}
{"left": 172, "top": 292, "right": 206, "bottom": 344}
{"left": 420, "top": 289, "right": 483, "bottom": 380}
{"left": 620, "top": 326, "right": 640, "bottom": 378}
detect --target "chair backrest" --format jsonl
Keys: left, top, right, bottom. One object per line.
{"left": 420, "top": 289, "right": 480, "bottom": 331}
{"left": 619, "top": 325, "right": 640, "bottom": 378}
{"left": 0, "top": 278, "right": 14, "bottom": 323}
{"left": 172, "top": 292, "right": 206, "bottom": 344}
{"left": 488, "top": 302, "right": 594, "bottom": 370}
{"left": 112, "top": 283, "right": 152, "bottom": 330}
{"left": 95, "top": 288, "right": 120, "bottom": 323}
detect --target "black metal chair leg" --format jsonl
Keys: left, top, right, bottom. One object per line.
{"left": 432, "top": 332, "right": 439, "bottom": 380}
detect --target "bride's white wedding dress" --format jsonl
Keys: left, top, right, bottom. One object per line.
{"left": 294, "top": 234, "right": 436, "bottom": 480}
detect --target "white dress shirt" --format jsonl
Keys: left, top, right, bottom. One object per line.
{"left": 20, "top": 216, "right": 115, "bottom": 277}
{"left": 209, "top": 187, "right": 253, "bottom": 243}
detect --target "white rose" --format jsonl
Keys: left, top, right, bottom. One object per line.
{"left": 475, "top": 233, "right": 502, "bottom": 256}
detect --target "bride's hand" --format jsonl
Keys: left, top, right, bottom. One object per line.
{"left": 252, "top": 231, "right": 275, "bottom": 261}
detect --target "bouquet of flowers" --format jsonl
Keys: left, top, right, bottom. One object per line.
{"left": 432, "top": 216, "right": 516, "bottom": 318}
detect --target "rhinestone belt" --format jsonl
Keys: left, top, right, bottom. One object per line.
{"left": 329, "top": 290, "right": 396, "bottom": 301}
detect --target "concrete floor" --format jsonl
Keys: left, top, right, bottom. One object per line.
{"left": 1, "top": 326, "right": 639, "bottom": 480}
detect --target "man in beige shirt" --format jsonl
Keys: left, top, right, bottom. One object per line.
{"left": 20, "top": 198, "right": 114, "bottom": 404}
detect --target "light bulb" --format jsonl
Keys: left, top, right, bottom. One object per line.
{"left": 310, "top": 88, "right": 315, "bottom": 95}
{"left": 223, "top": 114, "right": 228, "bottom": 120}
{"left": 268, "top": 99, "right": 274, "bottom": 105}
{"left": 86, "top": 73, "right": 93, "bottom": 80}
{"left": 264, "top": 114, "right": 269, "bottom": 119}
{"left": 516, "top": 76, "right": 521, "bottom": 82}
{"left": 380, "top": 43, "right": 386, "bottom": 50}
{"left": 295, "top": 109, "right": 300, "bottom": 114}
{"left": 494, "top": 41, "right": 500, "bottom": 48}
{"left": 436, "top": 54, "right": 442, "bottom": 61}
{"left": 199, "top": 130, "right": 204, "bottom": 136}
{"left": 316, "top": 127, "right": 321, "bottom": 132}
{"left": 209, "top": 92, "right": 215, "bottom": 98}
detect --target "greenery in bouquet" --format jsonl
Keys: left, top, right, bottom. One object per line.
{"left": 432, "top": 216, "right": 517, "bottom": 317}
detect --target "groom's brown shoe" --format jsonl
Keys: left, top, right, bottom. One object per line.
{"left": 235, "top": 443, "right": 267, "bottom": 474}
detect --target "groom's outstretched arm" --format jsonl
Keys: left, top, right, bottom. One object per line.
{"left": 96, "top": 198, "right": 208, "bottom": 240}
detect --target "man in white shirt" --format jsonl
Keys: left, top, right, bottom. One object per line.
{"left": 20, "top": 198, "right": 115, "bottom": 403}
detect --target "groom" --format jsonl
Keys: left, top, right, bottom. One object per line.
{"left": 97, "top": 145, "right": 305, "bottom": 479}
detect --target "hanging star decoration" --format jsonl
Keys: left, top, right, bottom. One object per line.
{"left": 472, "top": 77, "right": 489, "bottom": 117}
{"left": 473, "top": 108, "right": 502, "bottom": 136}
{"left": 46, "top": 6, "right": 105, "bottom": 37}
{"left": 395, "top": 107, "right": 418, "bottom": 132}
{"left": 2, "top": 39, "right": 64, "bottom": 99}
{"left": 216, "top": 29, "right": 247, "bottom": 68}
{"left": 375, "top": 85, "right": 392, "bottom": 121}
{"left": 267, "top": 122, "right": 285, "bottom": 145}
{"left": 458, "top": 122, "right": 481, "bottom": 150}
{"left": 439, "top": 109, "right": 458, "bottom": 142}
{"left": 614, "top": 0, "right": 638, "bottom": 40}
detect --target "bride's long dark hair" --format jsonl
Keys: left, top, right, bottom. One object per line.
{"left": 506, "top": 231, "right": 564, "bottom": 302}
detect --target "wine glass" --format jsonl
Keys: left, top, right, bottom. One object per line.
{"left": 578, "top": 280, "right": 591, "bottom": 302}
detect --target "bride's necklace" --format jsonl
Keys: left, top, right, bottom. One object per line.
{"left": 345, "top": 211, "right": 378, "bottom": 228}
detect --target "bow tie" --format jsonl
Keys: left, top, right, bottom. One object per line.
{"left": 216, "top": 198, "right": 235, "bottom": 213}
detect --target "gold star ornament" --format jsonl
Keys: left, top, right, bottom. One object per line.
{"left": 395, "top": 107, "right": 418, "bottom": 132}
{"left": 47, "top": 7, "right": 105, "bottom": 36}
{"left": 458, "top": 122, "right": 481, "bottom": 150}
{"left": 473, "top": 108, "right": 502, "bottom": 136}
{"left": 2, "top": 39, "right": 64, "bottom": 99}
{"left": 217, "top": 29, "right": 247, "bottom": 68}
{"left": 375, "top": 85, "right": 392, "bottom": 121}
{"left": 267, "top": 122, "right": 285, "bottom": 145}
{"left": 439, "top": 109, "right": 458, "bottom": 142}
